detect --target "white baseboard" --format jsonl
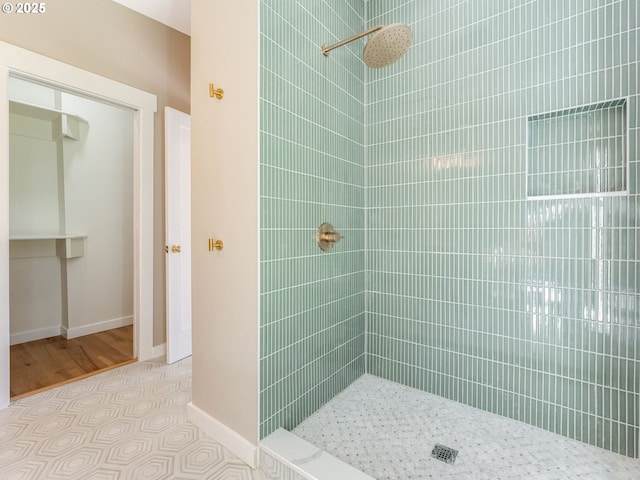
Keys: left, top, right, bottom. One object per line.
{"left": 152, "top": 343, "right": 166, "bottom": 360}
{"left": 63, "top": 316, "right": 133, "bottom": 340}
{"left": 10, "top": 325, "right": 62, "bottom": 345}
{"left": 187, "top": 402, "right": 257, "bottom": 468}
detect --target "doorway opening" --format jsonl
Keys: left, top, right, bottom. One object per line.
{"left": 8, "top": 76, "right": 137, "bottom": 400}
{"left": 0, "top": 40, "right": 157, "bottom": 408}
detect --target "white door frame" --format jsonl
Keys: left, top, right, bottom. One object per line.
{"left": 0, "top": 41, "right": 157, "bottom": 408}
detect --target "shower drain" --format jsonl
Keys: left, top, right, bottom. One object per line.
{"left": 431, "top": 444, "right": 458, "bottom": 464}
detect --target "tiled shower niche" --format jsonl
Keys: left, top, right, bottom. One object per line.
{"left": 527, "top": 99, "right": 628, "bottom": 198}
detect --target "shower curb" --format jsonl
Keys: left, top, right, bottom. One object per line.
{"left": 259, "top": 428, "right": 374, "bottom": 480}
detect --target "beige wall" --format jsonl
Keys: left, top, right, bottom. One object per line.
{"left": 0, "top": 0, "right": 191, "bottom": 346}
{"left": 190, "top": 0, "right": 259, "bottom": 450}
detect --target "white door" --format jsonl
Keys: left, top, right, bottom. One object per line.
{"left": 165, "top": 107, "right": 192, "bottom": 364}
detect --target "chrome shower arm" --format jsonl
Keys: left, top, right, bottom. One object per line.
{"left": 321, "top": 25, "right": 383, "bottom": 56}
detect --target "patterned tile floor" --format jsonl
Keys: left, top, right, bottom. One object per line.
{"left": 0, "top": 357, "right": 268, "bottom": 480}
{"left": 293, "top": 374, "right": 640, "bottom": 480}
{"left": 6, "top": 360, "right": 638, "bottom": 480}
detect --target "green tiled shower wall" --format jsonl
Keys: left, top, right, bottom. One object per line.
{"left": 260, "top": 0, "right": 640, "bottom": 458}
{"left": 259, "top": 0, "right": 367, "bottom": 438}
{"left": 366, "top": 0, "right": 640, "bottom": 457}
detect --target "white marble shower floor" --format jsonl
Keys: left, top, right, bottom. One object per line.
{"left": 292, "top": 374, "right": 639, "bottom": 480}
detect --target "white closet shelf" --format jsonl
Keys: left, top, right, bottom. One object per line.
{"left": 9, "top": 235, "right": 87, "bottom": 259}
{"left": 10, "top": 100, "right": 88, "bottom": 140}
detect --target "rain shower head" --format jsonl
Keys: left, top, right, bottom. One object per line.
{"left": 363, "top": 24, "right": 413, "bottom": 68}
{"left": 322, "top": 23, "right": 413, "bottom": 68}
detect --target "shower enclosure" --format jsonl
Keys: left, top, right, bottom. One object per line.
{"left": 259, "top": 0, "right": 639, "bottom": 470}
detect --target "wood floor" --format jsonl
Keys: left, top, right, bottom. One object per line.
{"left": 10, "top": 325, "right": 135, "bottom": 400}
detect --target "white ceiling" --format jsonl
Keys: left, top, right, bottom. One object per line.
{"left": 112, "top": 0, "right": 190, "bottom": 36}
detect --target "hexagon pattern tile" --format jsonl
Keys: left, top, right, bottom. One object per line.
{"left": 0, "top": 358, "right": 268, "bottom": 480}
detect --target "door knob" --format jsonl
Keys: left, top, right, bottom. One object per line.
{"left": 171, "top": 245, "right": 181, "bottom": 253}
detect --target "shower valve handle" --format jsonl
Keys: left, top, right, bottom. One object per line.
{"left": 317, "top": 223, "right": 343, "bottom": 251}
{"left": 318, "top": 231, "right": 343, "bottom": 243}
